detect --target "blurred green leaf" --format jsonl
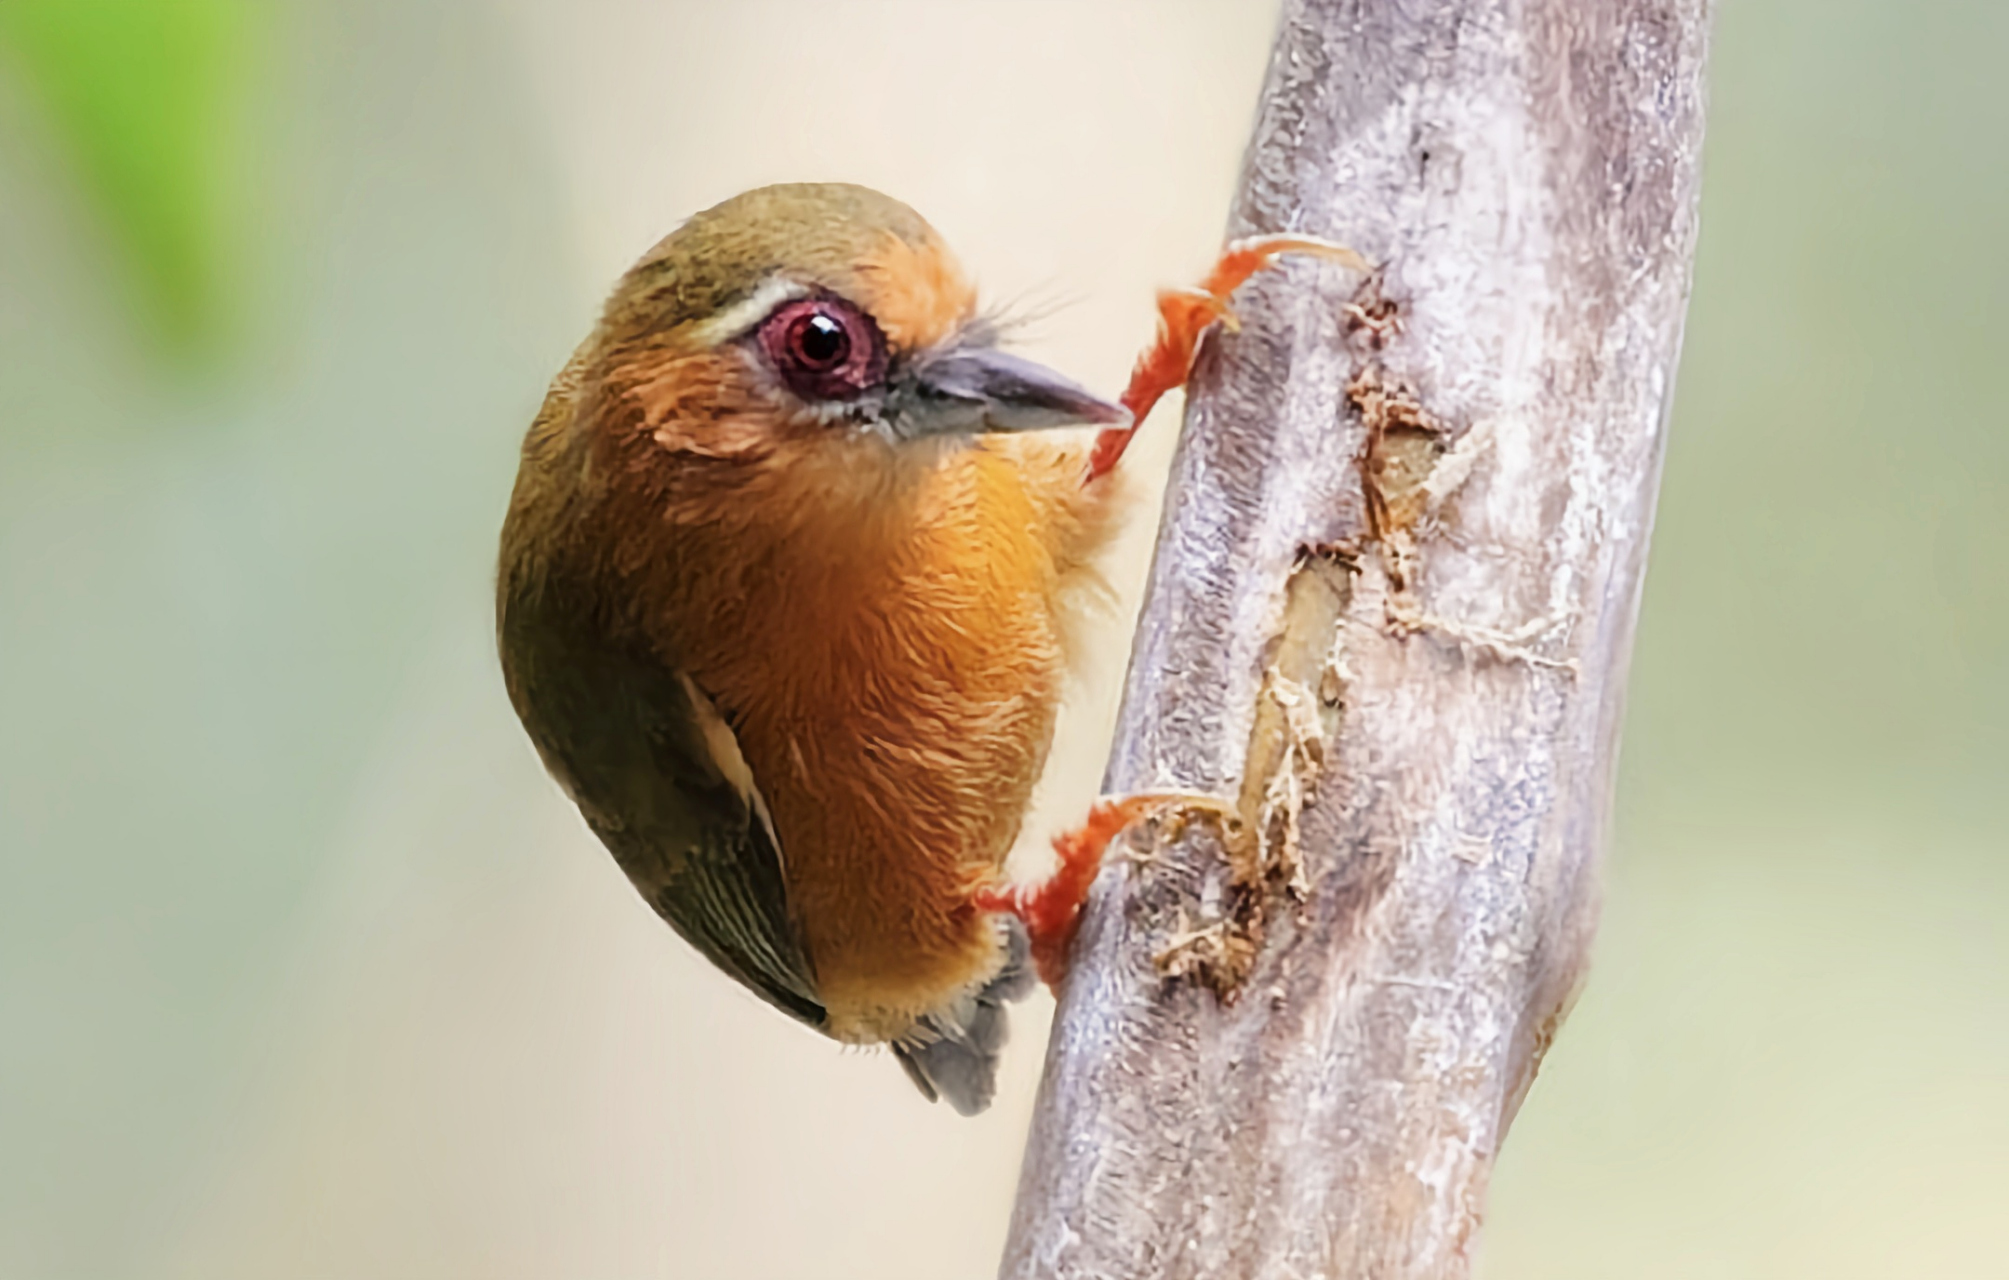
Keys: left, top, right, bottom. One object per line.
{"left": 0, "top": 0, "right": 257, "bottom": 360}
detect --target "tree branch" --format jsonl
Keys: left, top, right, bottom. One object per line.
{"left": 1002, "top": 1, "right": 1710, "bottom": 1275}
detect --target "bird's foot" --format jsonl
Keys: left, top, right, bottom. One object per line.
{"left": 974, "top": 792, "right": 1234, "bottom": 988}
{"left": 1086, "top": 234, "right": 1369, "bottom": 482}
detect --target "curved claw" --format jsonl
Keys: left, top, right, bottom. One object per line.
{"left": 1202, "top": 234, "right": 1370, "bottom": 297}
{"left": 1087, "top": 235, "right": 1368, "bottom": 483}
{"left": 973, "top": 792, "right": 1236, "bottom": 988}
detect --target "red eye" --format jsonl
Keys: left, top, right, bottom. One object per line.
{"left": 757, "top": 297, "right": 886, "bottom": 403}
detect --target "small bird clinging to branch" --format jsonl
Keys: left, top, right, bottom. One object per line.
{"left": 498, "top": 183, "right": 1358, "bottom": 1113}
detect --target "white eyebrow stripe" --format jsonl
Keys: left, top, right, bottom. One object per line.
{"left": 689, "top": 275, "right": 811, "bottom": 346}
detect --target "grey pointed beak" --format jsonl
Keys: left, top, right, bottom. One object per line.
{"left": 884, "top": 346, "right": 1129, "bottom": 442}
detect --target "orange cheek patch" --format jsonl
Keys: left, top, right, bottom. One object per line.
{"left": 855, "top": 232, "right": 977, "bottom": 351}
{"left": 616, "top": 349, "right": 771, "bottom": 459}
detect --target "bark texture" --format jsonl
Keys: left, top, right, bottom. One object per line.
{"left": 1001, "top": 1, "right": 1710, "bottom": 1277}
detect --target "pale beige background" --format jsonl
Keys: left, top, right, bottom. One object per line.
{"left": 3, "top": 1, "right": 2003, "bottom": 1277}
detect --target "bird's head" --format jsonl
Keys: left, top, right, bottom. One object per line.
{"left": 581, "top": 184, "right": 1125, "bottom": 508}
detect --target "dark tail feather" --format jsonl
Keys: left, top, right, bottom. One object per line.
{"left": 891, "top": 920, "right": 1035, "bottom": 1116}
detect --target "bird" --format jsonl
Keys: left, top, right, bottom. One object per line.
{"left": 497, "top": 182, "right": 1358, "bottom": 1113}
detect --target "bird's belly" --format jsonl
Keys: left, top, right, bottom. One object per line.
{"left": 675, "top": 505, "right": 1063, "bottom": 1039}
{"left": 733, "top": 606, "right": 1061, "bottom": 1042}
{"left": 660, "top": 439, "right": 1102, "bottom": 1044}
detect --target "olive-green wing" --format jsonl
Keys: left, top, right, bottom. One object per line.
{"left": 500, "top": 589, "right": 824, "bottom": 1028}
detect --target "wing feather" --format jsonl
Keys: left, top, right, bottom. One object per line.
{"left": 500, "top": 584, "right": 824, "bottom": 1027}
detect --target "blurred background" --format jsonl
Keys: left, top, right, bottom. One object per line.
{"left": 0, "top": 0, "right": 2001, "bottom": 1276}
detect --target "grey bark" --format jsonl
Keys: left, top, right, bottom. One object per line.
{"left": 1001, "top": 2, "right": 1711, "bottom": 1278}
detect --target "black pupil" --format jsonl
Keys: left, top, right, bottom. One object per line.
{"left": 794, "top": 313, "right": 848, "bottom": 367}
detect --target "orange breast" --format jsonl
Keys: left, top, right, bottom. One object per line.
{"left": 688, "top": 440, "right": 1088, "bottom": 1041}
